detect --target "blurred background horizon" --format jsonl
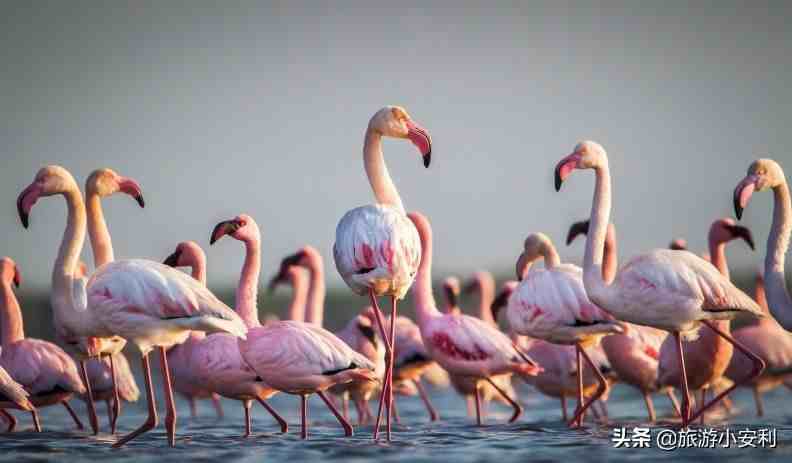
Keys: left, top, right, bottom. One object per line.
{"left": 2, "top": 1, "right": 791, "bottom": 308}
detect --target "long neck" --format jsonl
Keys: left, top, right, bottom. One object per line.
{"left": 364, "top": 129, "right": 405, "bottom": 214}
{"left": 602, "top": 225, "right": 618, "bottom": 284}
{"left": 764, "top": 180, "right": 792, "bottom": 330}
{"left": 304, "top": 253, "right": 326, "bottom": 327}
{"left": 236, "top": 237, "right": 261, "bottom": 329}
{"left": 412, "top": 221, "right": 441, "bottom": 328}
{"left": 476, "top": 275, "right": 496, "bottom": 325}
{"left": 86, "top": 192, "right": 114, "bottom": 267}
{"left": 708, "top": 237, "right": 732, "bottom": 330}
{"left": 287, "top": 270, "right": 308, "bottom": 322}
{"left": 583, "top": 161, "right": 617, "bottom": 306}
{"left": 0, "top": 283, "right": 25, "bottom": 346}
{"left": 191, "top": 259, "right": 206, "bottom": 286}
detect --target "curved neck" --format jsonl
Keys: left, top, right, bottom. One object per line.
{"left": 475, "top": 275, "right": 496, "bottom": 325}
{"left": 236, "top": 238, "right": 261, "bottom": 329}
{"left": 764, "top": 180, "right": 792, "bottom": 330}
{"left": 602, "top": 226, "right": 618, "bottom": 284}
{"left": 190, "top": 258, "right": 207, "bottom": 286}
{"left": 0, "top": 283, "right": 25, "bottom": 346}
{"left": 86, "top": 193, "right": 114, "bottom": 267}
{"left": 412, "top": 220, "right": 441, "bottom": 328}
{"left": 755, "top": 276, "right": 771, "bottom": 319}
{"left": 287, "top": 269, "right": 308, "bottom": 322}
{"left": 304, "top": 252, "right": 326, "bottom": 327}
{"left": 709, "top": 240, "right": 730, "bottom": 280}
{"left": 364, "top": 129, "right": 405, "bottom": 214}
{"left": 583, "top": 162, "right": 617, "bottom": 306}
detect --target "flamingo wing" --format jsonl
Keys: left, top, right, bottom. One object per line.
{"left": 0, "top": 363, "right": 33, "bottom": 410}
{"left": 425, "top": 314, "right": 520, "bottom": 364}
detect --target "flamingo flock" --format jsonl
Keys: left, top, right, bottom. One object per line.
{"left": 1, "top": 107, "right": 791, "bottom": 450}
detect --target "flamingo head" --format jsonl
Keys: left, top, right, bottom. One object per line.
{"left": 710, "top": 218, "right": 755, "bottom": 250}
{"left": 369, "top": 106, "right": 432, "bottom": 168}
{"left": 734, "top": 158, "right": 785, "bottom": 220}
{"left": 163, "top": 241, "right": 206, "bottom": 270}
{"left": 86, "top": 168, "right": 145, "bottom": 208}
{"left": 210, "top": 213, "right": 260, "bottom": 245}
{"left": 515, "top": 232, "right": 554, "bottom": 280}
{"left": 554, "top": 140, "right": 607, "bottom": 191}
{"left": 0, "top": 257, "right": 21, "bottom": 288}
{"left": 17, "top": 166, "right": 79, "bottom": 229}
{"left": 267, "top": 265, "right": 306, "bottom": 294}
{"left": 669, "top": 238, "right": 688, "bottom": 251}
{"left": 441, "top": 276, "right": 461, "bottom": 311}
{"left": 490, "top": 280, "right": 518, "bottom": 323}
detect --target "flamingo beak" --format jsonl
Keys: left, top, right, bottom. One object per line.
{"left": 266, "top": 273, "right": 285, "bottom": 293}
{"left": 163, "top": 248, "right": 182, "bottom": 267}
{"left": 515, "top": 253, "right": 528, "bottom": 281}
{"left": 566, "top": 220, "right": 590, "bottom": 246}
{"left": 728, "top": 224, "right": 756, "bottom": 250}
{"left": 669, "top": 240, "right": 688, "bottom": 251}
{"left": 13, "top": 267, "right": 21, "bottom": 288}
{"left": 118, "top": 177, "right": 145, "bottom": 208}
{"left": 405, "top": 120, "right": 432, "bottom": 168}
{"left": 16, "top": 183, "right": 42, "bottom": 229}
{"left": 554, "top": 153, "right": 580, "bottom": 192}
{"left": 443, "top": 284, "right": 459, "bottom": 308}
{"left": 210, "top": 220, "right": 241, "bottom": 245}
{"left": 733, "top": 175, "right": 758, "bottom": 220}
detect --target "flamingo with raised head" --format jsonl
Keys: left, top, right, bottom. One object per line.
{"left": 0, "top": 358, "right": 35, "bottom": 431}
{"left": 333, "top": 106, "right": 430, "bottom": 440}
{"left": 17, "top": 165, "right": 247, "bottom": 447}
{"left": 213, "top": 215, "right": 376, "bottom": 439}
{"left": 567, "top": 220, "right": 680, "bottom": 422}
{"left": 734, "top": 158, "right": 792, "bottom": 331}
{"left": 505, "top": 232, "right": 622, "bottom": 427}
{"left": 161, "top": 242, "right": 224, "bottom": 420}
{"left": 554, "top": 140, "right": 765, "bottom": 427}
{"left": 408, "top": 211, "right": 541, "bottom": 426}
{"left": 0, "top": 257, "right": 85, "bottom": 432}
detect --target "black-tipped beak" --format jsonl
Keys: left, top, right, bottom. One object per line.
{"left": 266, "top": 274, "right": 282, "bottom": 293}
{"left": 13, "top": 268, "right": 21, "bottom": 288}
{"left": 443, "top": 285, "right": 459, "bottom": 308}
{"left": 491, "top": 290, "right": 511, "bottom": 323}
{"left": 423, "top": 152, "right": 431, "bottom": 168}
{"left": 566, "top": 220, "right": 590, "bottom": 246}
{"left": 728, "top": 224, "right": 755, "bottom": 250}
{"left": 554, "top": 166, "right": 564, "bottom": 192}
{"left": 163, "top": 249, "right": 182, "bottom": 267}
{"left": 134, "top": 194, "right": 145, "bottom": 209}
{"left": 734, "top": 194, "right": 744, "bottom": 221}
{"left": 18, "top": 210, "right": 29, "bottom": 229}
{"left": 210, "top": 220, "right": 239, "bottom": 245}
{"left": 16, "top": 192, "right": 29, "bottom": 229}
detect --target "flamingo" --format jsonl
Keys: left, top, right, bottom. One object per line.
{"left": 17, "top": 165, "right": 247, "bottom": 447}
{"left": 656, "top": 218, "right": 756, "bottom": 424}
{"left": 267, "top": 260, "right": 309, "bottom": 323}
{"left": 333, "top": 106, "right": 430, "bottom": 440}
{"left": 407, "top": 211, "right": 541, "bottom": 426}
{"left": 734, "top": 158, "right": 792, "bottom": 331}
{"left": 0, "top": 257, "right": 85, "bottom": 432}
{"left": 161, "top": 242, "right": 224, "bottom": 419}
{"left": 566, "top": 220, "right": 681, "bottom": 422}
{"left": 725, "top": 270, "right": 792, "bottom": 416}
{"left": 505, "top": 232, "right": 622, "bottom": 427}
{"left": 81, "top": 168, "right": 142, "bottom": 433}
{"left": 0, "top": 358, "right": 35, "bottom": 431}
{"left": 213, "top": 215, "right": 376, "bottom": 439}
{"left": 554, "top": 140, "right": 766, "bottom": 427}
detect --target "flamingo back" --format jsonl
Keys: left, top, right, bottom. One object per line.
{"left": 0, "top": 339, "right": 85, "bottom": 396}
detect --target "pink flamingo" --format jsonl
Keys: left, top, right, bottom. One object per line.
{"left": 567, "top": 219, "right": 681, "bottom": 422}
{"left": 214, "top": 215, "right": 375, "bottom": 439}
{"left": 0, "top": 257, "right": 85, "bottom": 432}
{"left": 17, "top": 165, "right": 247, "bottom": 447}
{"left": 505, "top": 232, "right": 622, "bottom": 427}
{"left": 267, "top": 262, "right": 309, "bottom": 323}
{"left": 81, "top": 168, "right": 142, "bottom": 433}
{"left": 734, "top": 158, "right": 792, "bottom": 331}
{"left": 333, "top": 106, "right": 430, "bottom": 440}
{"left": 407, "top": 211, "right": 541, "bottom": 426}
{"left": 554, "top": 140, "right": 766, "bottom": 426}
{"left": 725, "top": 270, "right": 792, "bottom": 416}
{"left": 656, "top": 218, "right": 755, "bottom": 424}
{"left": 161, "top": 242, "right": 224, "bottom": 419}
{"left": 0, "top": 358, "right": 35, "bottom": 431}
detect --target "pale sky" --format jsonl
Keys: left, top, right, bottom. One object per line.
{"left": 2, "top": 1, "right": 791, "bottom": 288}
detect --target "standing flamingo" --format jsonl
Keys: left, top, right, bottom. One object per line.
{"left": 162, "top": 242, "right": 224, "bottom": 419}
{"left": 333, "top": 106, "right": 430, "bottom": 440}
{"left": 408, "top": 211, "right": 541, "bottom": 426}
{"left": 82, "top": 168, "right": 142, "bottom": 433}
{"left": 0, "top": 257, "right": 85, "bottom": 432}
{"left": 567, "top": 220, "right": 681, "bottom": 422}
{"left": 505, "top": 232, "right": 622, "bottom": 427}
{"left": 213, "top": 215, "right": 375, "bottom": 439}
{"left": 656, "top": 218, "right": 755, "bottom": 424}
{"left": 17, "top": 165, "right": 247, "bottom": 447}
{"left": 0, "top": 358, "right": 35, "bottom": 431}
{"left": 734, "top": 158, "right": 792, "bottom": 331}
{"left": 554, "top": 140, "right": 766, "bottom": 426}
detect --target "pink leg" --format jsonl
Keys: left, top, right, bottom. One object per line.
{"left": 106, "top": 399, "right": 114, "bottom": 429}
{"left": 674, "top": 333, "right": 692, "bottom": 427}
{"left": 643, "top": 391, "right": 656, "bottom": 422}
{"left": 474, "top": 382, "right": 483, "bottom": 426}
{"left": 61, "top": 401, "right": 85, "bottom": 430}
{"left": 413, "top": 379, "right": 439, "bottom": 422}
{"left": 113, "top": 353, "right": 158, "bottom": 448}
{"left": 560, "top": 396, "right": 568, "bottom": 422}
{"left": 753, "top": 385, "right": 764, "bottom": 417}
{"left": 30, "top": 409, "right": 42, "bottom": 432}
{"left": 109, "top": 355, "right": 120, "bottom": 434}
{"left": 256, "top": 397, "right": 288, "bottom": 433}
{"left": 386, "top": 296, "right": 398, "bottom": 440}
{"left": 570, "top": 346, "right": 585, "bottom": 427}
{"left": 687, "top": 321, "right": 765, "bottom": 424}
{"left": 158, "top": 347, "right": 177, "bottom": 447}
{"left": 342, "top": 393, "right": 350, "bottom": 421}
{"left": 79, "top": 359, "right": 100, "bottom": 435}
{"left": 318, "top": 391, "right": 353, "bottom": 437}
{"left": 243, "top": 400, "right": 252, "bottom": 438}
{"left": 300, "top": 394, "right": 308, "bottom": 440}
{"left": 568, "top": 344, "right": 608, "bottom": 428}
{"left": 212, "top": 394, "right": 224, "bottom": 419}
{"left": 1, "top": 410, "right": 16, "bottom": 432}
{"left": 485, "top": 377, "right": 522, "bottom": 423}
{"left": 369, "top": 289, "right": 394, "bottom": 441}
{"left": 666, "top": 389, "right": 682, "bottom": 418}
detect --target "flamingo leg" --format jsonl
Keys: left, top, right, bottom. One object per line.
{"left": 674, "top": 333, "right": 693, "bottom": 427}
{"left": 753, "top": 385, "right": 764, "bottom": 417}
{"left": 212, "top": 394, "right": 224, "bottom": 419}
{"left": 106, "top": 399, "right": 114, "bottom": 429}
{"left": 300, "top": 394, "right": 308, "bottom": 440}
{"left": 1, "top": 410, "right": 16, "bottom": 432}
{"left": 157, "top": 347, "right": 177, "bottom": 447}
{"left": 243, "top": 400, "right": 252, "bottom": 438}
{"left": 413, "top": 379, "right": 439, "bottom": 422}
{"left": 474, "top": 382, "right": 483, "bottom": 426}
{"left": 113, "top": 353, "right": 157, "bottom": 448}
{"left": 665, "top": 389, "right": 682, "bottom": 418}
{"left": 386, "top": 296, "right": 397, "bottom": 441}
{"left": 368, "top": 289, "right": 393, "bottom": 441}
{"left": 560, "top": 396, "right": 568, "bottom": 422}
{"left": 721, "top": 395, "right": 734, "bottom": 413}
{"left": 642, "top": 391, "right": 656, "bottom": 422}
{"left": 79, "top": 359, "right": 100, "bottom": 435}
{"left": 61, "top": 400, "right": 84, "bottom": 430}
{"left": 30, "top": 409, "right": 42, "bottom": 432}
{"left": 485, "top": 377, "right": 522, "bottom": 423}
{"left": 568, "top": 343, "right": 608, "bottom": 429}
{"left": 466, "top": 396, "right": 474, "bottom": 417}
{"left": 342, "top": 393, "right": 350, "bottom": 421}
{"left": 256, "top": 397, "right": 288, "bottom": 433}
{"left": 686, "top": 321, "right": 765, "bottom": 424}
{"left": 391, "top": 395, "right": 401, "bottom": 424}
{"left": 109, "top": 354, "right": 120, "bottom": 434}
{"left": 317, "top": 391, "right": 353, "bottom": 437}
{"left": 571, "top": 346, "right": 585, "bottom": 427}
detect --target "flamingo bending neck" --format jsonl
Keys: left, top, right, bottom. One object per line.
{"left": 364, "top": 128, "right": 404, "bottom": 214}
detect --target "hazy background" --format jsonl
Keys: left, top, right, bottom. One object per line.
{"left": 2, "top": 1, "right": 791, "bottom": 302}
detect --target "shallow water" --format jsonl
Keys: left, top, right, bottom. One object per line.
{"left": 2, "top": 377, "right": 790, "bottom": 462}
